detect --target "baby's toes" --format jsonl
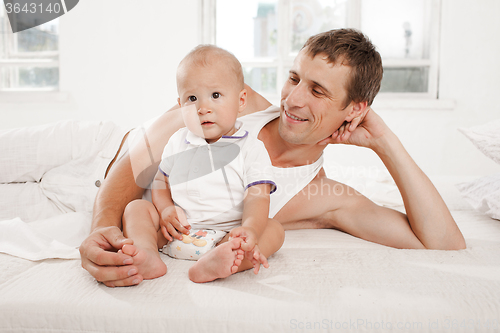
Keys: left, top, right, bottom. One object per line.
{"left": 121, "top": 244, "right": 138, "bottom": 256}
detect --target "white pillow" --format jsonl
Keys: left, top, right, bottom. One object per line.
{"left": 457, "top": 174, "right": 500, "bottom": 220}
{"left": 458, "top": 119, "right": 500, "bottom": 165}
{"left": 457, "top": 119, "right": 500, "bottom": 220}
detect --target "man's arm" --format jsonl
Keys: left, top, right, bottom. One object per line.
{"left": 80, "top": 105, "right": 185, "bottom": 287}
{"left": 328, "top": 108, "right": 466, "bottom": 250}
{"left": 372, "top": 129, "right": 465, "bottom": 250}
{"left": 79, "top": 152, "right": 144, "bottom": 287}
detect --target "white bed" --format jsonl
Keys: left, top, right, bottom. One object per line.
{"left": 0, "top": 177, "right": 499, "bottom": 333}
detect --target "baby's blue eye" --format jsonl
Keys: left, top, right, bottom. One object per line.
{"left": 188, "top": 96, "right": 197, "bottom": 102}
{"left": 212, "top": 92, "right": 220, "bottom": 99}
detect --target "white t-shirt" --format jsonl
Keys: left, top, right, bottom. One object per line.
{"left": 238, "top": 106, "right": 324, "bottom": 218}
{"left": 158, "top": 120, "right": 276, "bottom": 231}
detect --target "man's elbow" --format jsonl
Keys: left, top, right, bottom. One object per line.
{"left": 445, "top": 225, "right": 467, "bottom": 250}
{"left": 446, "top": 236, "right": 467, "bottom": 250}
{"left": 424, "top": 234, "right": 467, "bottom": 251}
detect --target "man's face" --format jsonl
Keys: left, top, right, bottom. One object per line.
{"left": 279, "top": 49, "right": 353, "bottom": 146}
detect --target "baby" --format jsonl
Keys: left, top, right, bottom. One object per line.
{"left": 121, "top": 45, "right": 284, "bottom": 283}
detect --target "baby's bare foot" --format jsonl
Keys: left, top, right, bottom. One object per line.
{"left": 188, "top": 238, "right": 244, "bottom": 283}
{"left": 121, "top": 244, "right": 167, "bottom": 280}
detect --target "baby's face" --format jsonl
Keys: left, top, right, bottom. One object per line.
{"left": 177, "top": 61, "right": 246, "bottom": 143}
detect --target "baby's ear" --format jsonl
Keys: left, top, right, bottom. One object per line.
{"left": 238, "top": 89, "right": 247, "bottom": 112}
{"left": 344, "top": 101, "right": 368, "bottom": 122}
{"left": 177, "top": 97, "right": 181, "bottom": 107}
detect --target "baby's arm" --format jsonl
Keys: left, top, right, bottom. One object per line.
{"left": 240, "top": 183, "right": 271, "bottom": 240}
{"left": 229, "top": 183, "right": 272, "bottom": 272}
{"left": 151, "top": 171, "right": 190, "bottom": 241}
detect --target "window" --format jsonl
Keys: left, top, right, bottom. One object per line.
{"left": 0, "top": 5, "right": 59, "bottom": 92}
{"left": 202, "top": 0, "right": 441, "bottom": 103}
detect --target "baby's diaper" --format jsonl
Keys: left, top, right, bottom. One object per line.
{"left": 162, "top": 229, "right": 227, "bottom": 260}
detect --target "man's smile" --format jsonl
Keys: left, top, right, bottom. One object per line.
{"left": 285, "top": 110, "right": 308, "bottom": 122}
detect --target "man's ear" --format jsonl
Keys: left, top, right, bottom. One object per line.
{"left": 344, "top": 101, "right": 368, "bottom": 122}
{"left": 238, "top": 89, "right": 248, "bottom": 113}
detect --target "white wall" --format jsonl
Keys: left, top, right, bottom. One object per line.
{"left": 436, "top": 0, "right": 500, "bottom": 176}
{"left": 1, "top": 0, "right": 201, "bottom": 129}
{"left": 1, "top": 0, "right": 499, "bottom": 178}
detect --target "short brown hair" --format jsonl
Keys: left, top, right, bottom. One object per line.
{"left": 177, "top": 45, "right": 244, "bottom": 89}
{"left": 303, "top": 28, "right": 383, "bottom": 107}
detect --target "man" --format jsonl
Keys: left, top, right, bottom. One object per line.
{"left": 80, "top": 29, "right": 465, "bottom": 287}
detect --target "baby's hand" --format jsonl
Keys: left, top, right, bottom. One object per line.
{"left": 159, "top": 206, "right": 190, "bottom": 241}
{"left": 229, "top": 226, "right": 257, "bottom": 252}
{"left": 244, "top": 244, "right": 269, "bottom": 274}
{"left": 229, "top": 227, "right": 269, "bottom": 274}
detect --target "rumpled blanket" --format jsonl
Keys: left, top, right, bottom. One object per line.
{"left": 0, "top": 212, "right": 91, "bottom": 260}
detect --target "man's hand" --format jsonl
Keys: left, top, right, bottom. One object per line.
{"left": 159, "top": 205, "right": 191, "bottom": 242}
{"left": 79, "top": 226, "right": 143, "bottom": 287}
{"left": 229, "top": 226, "right": 269, "bottom": 274}
{"left": 322, "top": 107, "right": 391, "bottom": 151}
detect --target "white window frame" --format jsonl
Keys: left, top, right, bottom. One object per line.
{"left": 0, "top": 6, "right": 60, "bottom": 93}
{"left": 361, "top": 0, "right": 442, "bottom": 100}
{"left": 200, "top": 0, "right": 449, "bottom": 108}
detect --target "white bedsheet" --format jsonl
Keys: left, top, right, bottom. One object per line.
{"left": 0, "top": 179, "right": 499, "bottom": 333}
{"left": 0, "top": 212, "right": 90, "bottom": 261}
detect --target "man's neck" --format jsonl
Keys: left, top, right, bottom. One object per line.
{"left": 258, "top": 118, "right": 325, "bottom": 168}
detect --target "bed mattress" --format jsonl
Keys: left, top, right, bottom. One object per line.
{"left": 0, "top": 179, "right": 499, "bottom": 333}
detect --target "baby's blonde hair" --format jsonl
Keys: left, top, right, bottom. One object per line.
{"left": 177, "top": 45, "right": 244, "bottom": 89}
